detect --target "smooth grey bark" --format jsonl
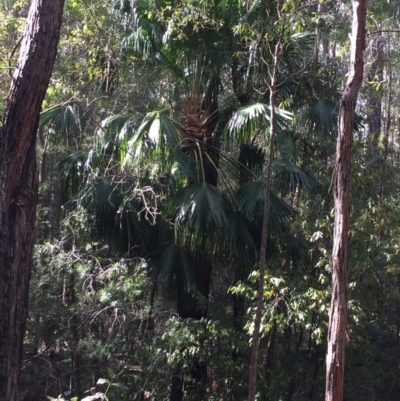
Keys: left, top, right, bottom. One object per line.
{"left": 325, "top": 1, "right": 366, "bottom": 401}
{"left": 0, "top": 1, "right": 65, "bottom": 399}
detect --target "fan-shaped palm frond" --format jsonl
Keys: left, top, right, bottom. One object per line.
{"left": 222, "top": 208, "right": 257, "bottom": 272}
{"left": 308, "top": 98, "right": 363, "bottom": 135}
{"left": 123, "top": 27, "right": 154, "bottom": 56}
{"left": 114, "top": 198, "right": 155, "bottom": 256}
{"left": 39, "top": 106, "right": 64, "bottom": 127}
{"left": 116, "top": 114, "right": 144, "bottom": 142}
{"left": 157, "top": 240, "right": 195, "bottom": 300}
{"left": 98, "top": 115, "right": 128, "bottom": 154}
{"left": 58, "top": 150, "right": 89, "bottom": 203}
{"left": 273, "top": 158, "right": 319, "bottom": 192}
{"left": 171, "top": 149, "right": 199, "bottom": 183}
{"left": 175, "top": 183, "right": 227, "bottom": 255}
{"left": 98, "top": 114, "right": 143, "bottom": 163}
{"left": 102, "top": 115, "right": 128, "bottom": 139}
{"left": 308, "top": 98, "right": 338, "bottom": 135}
{"left": 237, "top": 181, "right": 293, "bottom": 222}
{"left": 275, "top": 130, "right": 305, "bottom": 159}
{"left": 238, "top": 145, "right": 265, "bottom": 176}
{"left": 227, "top": 103, "right": 293, "bottom": 144}
{"left": 63, "top": 178, "right": 123, "bottom": 235}
{"left": 281, "top": 32, "right": 314, "bottom": 70}
{"left": 125, "top": 111, "right": 181, "bottom": 163}
{"left": 39, "top": 105, "right": 80, "bottom": 136}
{"left": 175, "top": 183, "right": 227, "bottom": 250}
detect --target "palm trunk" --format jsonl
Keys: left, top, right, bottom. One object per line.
{"left": 170, "top": 80, "right": 221, "bottom": 401}
{"left": 172, "top": 256, "right": 212, "bottom": 401}
{"left": 0, "top": 1, "right": 65, "bottom": 399}
{"left": 325, "top": 1, "right": 366, "bottom": 401}
{"left": 170, "top": 155, "right": 216, "bottom": 401}
{"left": 170, "top": 371, "right": 183, "bottom": 401}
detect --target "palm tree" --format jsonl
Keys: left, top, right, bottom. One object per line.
{"left": 39, "top": 1, "right": 332, "bottom": 399}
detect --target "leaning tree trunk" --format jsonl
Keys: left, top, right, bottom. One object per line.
{"left": 325, "top": 1, "right": 366, "bottom": 401}
{"left": 0, "top": 1, "right": 65, "bottom": 399}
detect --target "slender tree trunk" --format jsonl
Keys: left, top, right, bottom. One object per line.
{"left": 325, "top": 1, "right": 366, "bottom": 401}
{"left": 380, "top": 34, "right": 391, "bottom": 199}
{"left": 247, "top": 19, "right": 284, "bottom": 401}
{"left": 68, "top": 273, "right": 83, "bottom": 398}
{"left": 0, "top": 1, "right": 65, "bottom": 399}
{"left": 264, "top": 322, "right": 277, "bottom": 376}
{"left": 366, "top": 32, "right": 384, "bottom": 174}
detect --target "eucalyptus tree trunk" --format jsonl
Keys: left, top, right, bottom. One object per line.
{"left": 325, "top": 1, "right": 366, "bottom": 401}
{"left": 0, "top": 1, "right": 65, "bottom": 399}
{"left": 247, "top": 23, "right": 284, "bottom": 401}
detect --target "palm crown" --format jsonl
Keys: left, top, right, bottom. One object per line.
{"left": 41, "top": 0, "right": 329, "bottom": 311}
{"left": 38, "top": 2, "right": 346, "bottom": 399}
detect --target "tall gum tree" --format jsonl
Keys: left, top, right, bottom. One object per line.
{"left": 325, "top": 1, "right": 366, "bottom": 400}
{"left": 247, "top": 2, "right": 284, "bottom": 400}
{"left": 247, "top": 37, "right": 283, "bottom": 401}
{"left": 0, "top": 0, "right": 65, "bottom": 399}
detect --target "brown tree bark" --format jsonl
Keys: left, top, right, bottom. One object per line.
{"left": 325, "top": 1, "right": 366, "bottom": 401}
{"left": 0, "top": 1, "right": 65, "bottom": 399}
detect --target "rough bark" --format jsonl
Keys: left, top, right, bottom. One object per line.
{"left": 325, "top": 1, "right": 366, "bottom": 401}
{"left": 247, "top": 23, "right": 284, "bottom": 401}
{"left": 0, "top": 1, "right": 65, "bottom": 399}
